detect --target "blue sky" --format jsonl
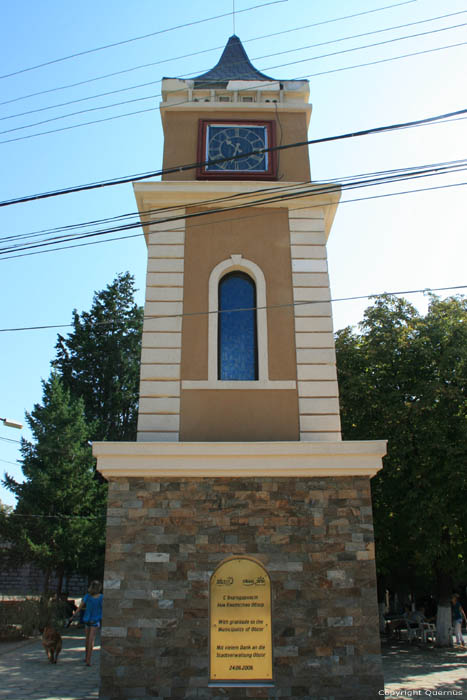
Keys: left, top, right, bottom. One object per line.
{"left": 1, "top": 0, "right": 466, "bottom": 505}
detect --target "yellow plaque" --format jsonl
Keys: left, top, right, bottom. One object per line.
{"left": 209, "top": 557, "right": 273, "bottom": 684}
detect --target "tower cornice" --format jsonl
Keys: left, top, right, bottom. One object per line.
{"left": 133, "top": 180, "right": 340, "bottom": 244}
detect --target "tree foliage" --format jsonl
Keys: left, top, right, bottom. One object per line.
{"left": 1, "top": 374, "right": 107, "bottom": 588}
{"left": 335, "top": 294, "right": 467, "bottom": 602}
{"left": 53, "top": 272, "right": 143, "bottom": 441}
{"left": 1, "top": 273, "right": 143, "bottom": 592}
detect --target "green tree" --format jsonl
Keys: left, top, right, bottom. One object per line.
{"left": 53, "top": 272, "right": 143, "bottom": 441}
{"left": 335, "top": 294, "right": 467, "bottom": 645}
{"left": 1, "top": 374, "right": 107, "bottom": 592}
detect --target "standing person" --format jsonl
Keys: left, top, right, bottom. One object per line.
{"left": 451, "top": 593, "right": 467, "bottom": 647}
{"left": 76, "top": 580, "right": 103, "bottom": 666}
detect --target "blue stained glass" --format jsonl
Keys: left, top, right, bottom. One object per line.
{"left": 218, "top": 272, "right": 258, "bottom": 380}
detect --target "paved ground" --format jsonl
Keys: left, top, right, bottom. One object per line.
{"left": 0, "top": 633, "right": 465, "bottom": 699}
{"left": 0, "top": 630, "right": 99, "bottom": 700}
{"left": 382, "top": 639, "right": 467, "bottom": 698}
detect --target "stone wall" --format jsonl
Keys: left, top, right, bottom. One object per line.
{"left": 100, "top": 475, "right": 383, "bottom": 700}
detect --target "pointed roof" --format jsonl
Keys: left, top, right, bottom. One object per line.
{"left": 192, "top": 35, "right": 275, "bottom": 86}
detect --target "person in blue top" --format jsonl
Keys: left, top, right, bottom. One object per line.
{"left": 451, "top": 593, "right": 467, "bottom": 647}
{"left": 75, "top": 580, "right": 103, "bottom": 666}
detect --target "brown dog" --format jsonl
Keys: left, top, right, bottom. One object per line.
{"left": 42, "top": 626, "right": 62, "bottom": 664}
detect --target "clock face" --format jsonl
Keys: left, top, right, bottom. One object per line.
{"left": 206, "top": 124, "right": 268, "bottom": 172}
{"left": 197, "top": 120, "right": 276, "bottom": 180}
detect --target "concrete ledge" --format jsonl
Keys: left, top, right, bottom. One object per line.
{"left": 133, "top": 181, "right": 341, "bottom": 243}
{"left": 93, "top": 440, "right": 386, "bottom": 478}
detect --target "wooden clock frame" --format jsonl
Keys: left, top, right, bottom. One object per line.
{"left": 196, "top": 119, "right": 277, "bottom": 181}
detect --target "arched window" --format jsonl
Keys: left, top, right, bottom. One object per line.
{"left": 181, "top": 254, "right": 295, "bottom": 389}
{"left": 218, "top": 272, "right": 258, "bottom": 380}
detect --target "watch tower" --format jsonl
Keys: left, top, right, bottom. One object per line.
{"left": 94, "top": 36, "right": 386, "bottom": 700}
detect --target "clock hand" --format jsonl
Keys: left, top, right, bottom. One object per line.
{"left": 233, "top": 143, "right": 242, "bottom": 155}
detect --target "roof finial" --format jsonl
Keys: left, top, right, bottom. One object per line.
{"left": 232, "top": 0, "right": 236, "bottom": 35}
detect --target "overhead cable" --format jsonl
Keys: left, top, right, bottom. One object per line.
{"left": 2, "top": 20, "right": 466, "bottom": 137}
{"left": 1, "top": 106, "right": 466, "bottom": 208}
{"left": 0, "top": 0, "right": 287, "bottom": 80}
{"left": 3, "top": 10, "right": 465, "bottom": 123}
{"left": 4, "top": 157, "right": 462, "bottom": 246}
{"left": 0, "top": 1, "right": 430, "bottom": 108}
{"left": 1, "top": 158, "right": 467, "bottom": 256}
{"left": 2, "top": 177, "right": 466, "bottom": 262}
{"left": 1, "top": 39, "right": 465, "bottom": 147}
{"left": 0, "top": 284, "right": 465, "bottom": 334}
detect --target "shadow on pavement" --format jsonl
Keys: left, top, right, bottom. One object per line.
{"left": 382, "top": 638, "right": 467, "bottom": 697}
{"left": 0, "top": 629, "right": 100, "bottom": 700}
{"left": 2, "top": 632, "right": 466, "bottom": 699}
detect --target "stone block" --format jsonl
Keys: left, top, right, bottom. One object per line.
{"left": 104, "top": 578, "right": 121, "bottom": 590}
{"left": 145, "top": 552, "right": 170, "bottom": 563}
{"left": 100, "top": 475, "right": 383, "bottom": 699}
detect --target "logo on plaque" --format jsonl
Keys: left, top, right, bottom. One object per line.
{"left": 209, "top": 557, "right": 273, "bottom": 685}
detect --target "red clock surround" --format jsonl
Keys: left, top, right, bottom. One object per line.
{"left": 196, "top": 119, "right": 277, "bottom": 181}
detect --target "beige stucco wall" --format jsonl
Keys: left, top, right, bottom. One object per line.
{"left": 161, "top": 109, "right": 311, "bottom": 182}
{"left": 179, "top": 390, "right": 299, "bottom": 442}
{"left": 181, "top": 205, "right": 296, "bottom": 380}
{"left": 179, "top": 205, "right": 299, "bottom": 441}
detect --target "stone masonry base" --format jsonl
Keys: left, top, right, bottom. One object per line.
{"left": 99, "top": 476, "right": 383, "bottom": 699}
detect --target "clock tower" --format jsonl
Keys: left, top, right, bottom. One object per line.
{"left": 94, "top": 36, "right": 386, "bottom": 700}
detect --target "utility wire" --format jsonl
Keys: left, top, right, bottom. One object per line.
{"left": 2, "top": 177, "right": 466, "bottom": 262}
{"left": 1, "top": 38, "right": 466, "bottom": 148}
{"left": 0, "top": 0, "right": 287, "bottom": 80}
{"left": 1, "top": 158, "right": 466, "bottom": 255}
{"left": 4, "top": 158, "right": 457, "bottom": 245}
{"left": 3, "top": 10, "right": 464, "bottom": 123}
{"left": 1, "top": 158, "right": 461, "bottom": 245}
{"left": 1, "top": 106, "right": 466, "bottom": 207}
{"left": 0, "top": 0, "right": 422, "bottom": 108}
{"left": 2, "top": 20, "right": 466, "bottom": 137}
{"left": 1, "top": 162, "right": 466, "bottom": 254}
{"left": 0, "top": 284, "right": 465, "bottom": 334}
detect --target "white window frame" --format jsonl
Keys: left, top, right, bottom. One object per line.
{"left": 182, "top": 254, "right": 296, "bottom": 390}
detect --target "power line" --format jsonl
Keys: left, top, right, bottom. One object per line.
{"left": 3, "top": 20, "right": 466, "bottom": 137}
{"left": 3, "top": 156, "right": 463, "bottom": 243}
{"left": 0, "top": 165, "right": 397, "bottom": 245}
{"left": 0, "top": 436, "right": 21, "bottom": 444}
{"left": 1, "top": 38, "right": 465, "bottom": 148}
{"left": 0, "top": 284, "right": 465, "bottom": 334}
{"left": 2, "top": 176, "right": 466, "bottom": 263}
{"left": 264, "top": 20, "right": 467, "bottom": 72}
{"left": 1, "top": 157, "right": 466, "bottom": 256}
{"left": 305, "top": 37, "right": 467, "bottom": 80}
{"left": 0, "top": 0, "right": 286, "bottom": 80}
{"left": 3, "top": 9, "right": 463, "bottom": 124}
{"left": 153, "top": 35, "right": 467, "bottom": 114}
{"left": 0, "top": 157, "right": 416, "bottom": 244}
{"left": 0, "top": 0, "right": 421, "bottom": 108}
{"left": 1, "top": 106, "right": 466, "bottom": 208}
{"left": 4, "top": 121, "right": 466, "bottom": 247}
{"left": 1, "top": 37, "right": 466, "bottom": 148}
